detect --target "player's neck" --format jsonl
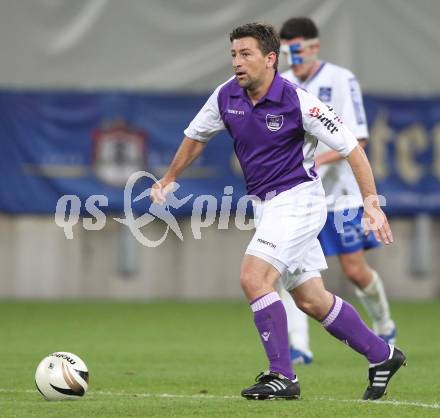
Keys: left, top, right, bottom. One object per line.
{"left": 297, "top": 60, "right": 322, "bottom": 83}
{"left": 247, "top": 70, "right": 276, "bottom": 105}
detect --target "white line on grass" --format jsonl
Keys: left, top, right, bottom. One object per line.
{"left": 313, "top": 396, "right": 440, "bottom": 410}
{"left": 0, "top": 388, "right": 438, "bottom": 410}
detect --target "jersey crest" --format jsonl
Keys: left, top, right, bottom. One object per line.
{"left": 265, "top": 114, "right": 284, "bottom": 132}
{"left": 318, "top": 86, "right": 332, "bottom": 102}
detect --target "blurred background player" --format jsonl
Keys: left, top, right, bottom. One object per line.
{"left": 278, "top": 17, "right": 396, "bottom": 365}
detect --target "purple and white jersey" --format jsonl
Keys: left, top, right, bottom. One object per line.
{"left": 184, "top": 72, "right": 358, "bottom": 199}
{"left": 282, "top": 63, "right": 368, "bottom": 209}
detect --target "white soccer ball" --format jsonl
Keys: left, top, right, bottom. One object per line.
{"left": 35, "top": 352, "right": 89, "bottom": 401}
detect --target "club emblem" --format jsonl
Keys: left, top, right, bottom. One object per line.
{"left": 266, "top": 114, "right": 284, "bottom": 132}
{"left": 318, "top": 87, "right": 332, "bottom": 102}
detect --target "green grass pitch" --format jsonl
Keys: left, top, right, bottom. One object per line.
{"left": 0, "top": 300, "right": 439, "bottom": 417}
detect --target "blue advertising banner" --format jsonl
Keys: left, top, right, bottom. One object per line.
{"left": 0, "top": 91, "right": 244, "bottom": 216}
{"left": 0, "top": 91, "right": 439, "bottom": 215}
{"left": 364, "top": 96, "right": 440, "bottom": 215}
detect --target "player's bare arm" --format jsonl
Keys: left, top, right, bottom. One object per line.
{"left": 150, "top": 137, "right": 206, "bottom": 204}
{"left": 346, "top": 145, "right": 393, "bottom": 245}
{"left": 315, "top": 138, "right": 367, "bottom": 168}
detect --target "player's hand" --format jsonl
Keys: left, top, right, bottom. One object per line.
{"left": 315, "top": 155, "right": 324, "bottom": 169}
{"left": 150, "top": 178, "right": 175, "bottom": 205}
{"left": 362, "top": 206, "right": 394, "bottom": 245}
{"left": 315, "top": 150, "right": 342, "bottom": 169}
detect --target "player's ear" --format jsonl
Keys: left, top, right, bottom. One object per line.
{"left": 313, "top": 40, "right": 321, "bottom": 55}
{"left": 266, "top": 51, "right": 277, "bottom": 69}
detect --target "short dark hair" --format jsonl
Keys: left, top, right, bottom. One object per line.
{"left": 279, "top": 17, "right": 319, "bottom": 40}
{"left": 229, "top": 22, "right": 280, "bottom": 69}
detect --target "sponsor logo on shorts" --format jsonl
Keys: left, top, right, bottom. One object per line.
{"left": 257, "top": 238, "right": 277, "bottom": 248}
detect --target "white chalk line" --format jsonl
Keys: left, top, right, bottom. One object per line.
{"left": 0, "top": 388, "right": 438, "bottom": 410}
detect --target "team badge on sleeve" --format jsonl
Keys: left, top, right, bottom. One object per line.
{"left": 318, "top": 87, "right": 332, "bottom": 102}
{"left": 266, "top": 114, "right": 284, "bottom": 132}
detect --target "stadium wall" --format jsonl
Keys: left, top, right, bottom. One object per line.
{"left": 0, "top": 0, "right": 439, "bottom": 94}
{"left": 0, "top": 216, "right": 439, "bottom": 300}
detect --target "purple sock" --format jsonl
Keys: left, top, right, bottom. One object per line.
{"left": 321, "top": 295, "right": 390, "bottom": 364}
{"left": 250, "top": 292, "right": 294, "bottom": 379}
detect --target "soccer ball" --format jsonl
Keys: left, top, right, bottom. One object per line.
{"left": 35, "top": 352, "right": 89, "bottom": 401}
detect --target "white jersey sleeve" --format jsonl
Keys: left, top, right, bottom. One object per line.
{"left": 183, "top": 85, "right": 225, "bottom": 142}
{"left": 340, "top": 75, "right": 369, "bottom": 139}
{"left": 296, "top": 88, "right": 358, "bottom": 157}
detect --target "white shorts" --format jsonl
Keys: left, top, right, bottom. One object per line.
{"left": 245, "top": 179, "right": 328, "bottom": 290}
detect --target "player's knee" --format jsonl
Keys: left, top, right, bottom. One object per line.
{"left": 239, "top": 271, "right": 249, "bottom": 291}
{"left": 295, "top": 289, "right": 332, "bottom": 320}
{"left": 341, "top": 259, "right": 365, "bottom": 283}
{"left": 295, "top": 298, "right": 312, "bottom": 315}
{"left": 295, "top": 295, "right": 320, "bottom": 317}
{"left": 239, "top": 270, "right": 259, "bottom": 294}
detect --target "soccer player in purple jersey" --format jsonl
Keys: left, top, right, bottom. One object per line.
{"left": 150, "top": 23, "right": 405, "bottom": 400}
{"left": 278, "top": 17, "right": 396, "bottom": 366}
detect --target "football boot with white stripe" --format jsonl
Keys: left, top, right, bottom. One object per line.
{"left": 241, "top": 371, "right": 300, "bottom": 400}
{"left": 362, "top": 345, "right": 406, "bottom": 400}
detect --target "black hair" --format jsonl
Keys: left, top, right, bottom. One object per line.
{"left": 229, "top": 22, "right": 280, "bottom": 69}
{"left": 279, "top": 17, "right": 319, "bottom": 40}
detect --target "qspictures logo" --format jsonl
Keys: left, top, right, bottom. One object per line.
{"left": 54, "top": 171, "right": 388, "bottom": 248}
{"left": 54, "top": 171, "right": 256, "bottom": 248}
